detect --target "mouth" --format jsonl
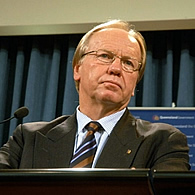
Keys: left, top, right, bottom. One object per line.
{"left": 102, "top": 80, "right": 122, "bottom": 89}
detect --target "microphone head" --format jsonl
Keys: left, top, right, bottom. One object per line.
{"left": 14, "top": 107, "right": 29, "bottom": 119}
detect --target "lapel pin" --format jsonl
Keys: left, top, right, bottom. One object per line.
{"left": 127, "top": 149, "right": 131, "bottom": 154}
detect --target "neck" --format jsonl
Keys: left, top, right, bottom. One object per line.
{"left": 79, "top": 101, "right": 126, "bottom": 120}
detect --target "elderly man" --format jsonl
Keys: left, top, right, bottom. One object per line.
{"left": 0, "top": 20, "right": 190, "bottom": 171}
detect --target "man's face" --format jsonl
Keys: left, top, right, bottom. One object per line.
{"left": 74, "top": 28, "right": 141, "bottom": 111}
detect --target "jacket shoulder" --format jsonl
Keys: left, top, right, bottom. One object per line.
{"left": 136, "top": 118, "right": 182, "bottom": 137}
{"left": 19, "top": 115, "right": 71, "bottom": 134}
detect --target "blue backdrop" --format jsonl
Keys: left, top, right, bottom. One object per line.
{"left": 0, "top": 30, "right": 195, "bottom": 146}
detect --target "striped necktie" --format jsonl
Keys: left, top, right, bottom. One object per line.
{"left": 70, "top": 121, "right": 101, "bottom": 168}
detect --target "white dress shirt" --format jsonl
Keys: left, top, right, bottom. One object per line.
{"left": 74, "top": 107, "right": 126, "bottom": 167}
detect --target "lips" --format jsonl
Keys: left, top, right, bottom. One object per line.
{"left": 102, "top": 80, "right": 122, "bottom": 89}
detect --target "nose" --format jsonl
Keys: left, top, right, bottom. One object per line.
{"left": 107, "top": 57, "right": 122, "bottom": 76}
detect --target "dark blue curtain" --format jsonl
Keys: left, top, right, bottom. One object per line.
{"left": 130, "top": 30, "right": 195, "bottom": 107}
{"left": 0, "top": 30, "right": 195, "bottom": 146}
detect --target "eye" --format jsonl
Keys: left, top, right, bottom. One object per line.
{"left": 97, "top": 50, "right": 113, "bottom": 61}
{"left": 123, "top": 59, "right": 135, "bottom": 68}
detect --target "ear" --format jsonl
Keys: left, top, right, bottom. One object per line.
{"left": 131, "top": 90, "right": 135, "bottom": 97}
{"left": 131, "top": 84, "right": 137, "bottom": 97}
{"left": 73, "top": 64, "right": 81, "bottom": 81}
{"left": 131, "top": 74, "right": 139, "bottom": 96}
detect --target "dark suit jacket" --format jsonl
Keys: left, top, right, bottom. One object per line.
{"left": 0, "top": 109, "right": 190, "bottom": 171}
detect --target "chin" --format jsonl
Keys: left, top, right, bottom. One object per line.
{"left": 96, "top": 90, "right": 127, "bottom": 104}
{"left": 98, "top": 95, "right": 122, "bottom": 105}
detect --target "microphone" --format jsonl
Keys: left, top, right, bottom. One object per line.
{"left": 0, "top": 107, "right": 29, "bottom": 124}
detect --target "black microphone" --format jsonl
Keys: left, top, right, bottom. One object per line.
{"left": 0, "top": 107, "right": 29, "bottom": 124}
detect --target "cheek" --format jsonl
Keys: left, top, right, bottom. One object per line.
{"left": 125, "top": 74, "right": 138, "bottom": 96}
{"left": 74, "top": 64, "right": 93, "bottom": 81}
{"left": 76, "top": 63, "right": 101, "bottom": 87}
{"left": 85, "top": 62, "right": 103, "bottom": 80}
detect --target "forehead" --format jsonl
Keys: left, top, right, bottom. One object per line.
{"left": 88, "top": 28, "right": 140, "bottom": 57}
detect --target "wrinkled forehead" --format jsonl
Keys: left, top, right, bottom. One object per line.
{"left": 90, "top": 28, "right": 133, "bottom": 43}
{"left": 88, "top": 28, "right": 141, "bottom": 57}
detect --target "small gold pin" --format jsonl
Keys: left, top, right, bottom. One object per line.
{"left": 127, "top": 149, "right": 131, "bottom": 154}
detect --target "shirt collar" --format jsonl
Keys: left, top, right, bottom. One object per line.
{"left": 76, "top": 106, "right": 126, "bottom": 136}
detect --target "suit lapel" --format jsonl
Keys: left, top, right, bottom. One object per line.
{"left": 96, "top": 109, "right": 144, "bottom": 168}
{"left": 33, "top": 114, "right": 77, "bottom": 168}
{"left": 32, "top": 110, "right": 144, "bottom": 168}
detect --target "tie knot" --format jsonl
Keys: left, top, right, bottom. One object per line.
{"left": 85, "top": 121, "right": 101, "bottom": 133}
